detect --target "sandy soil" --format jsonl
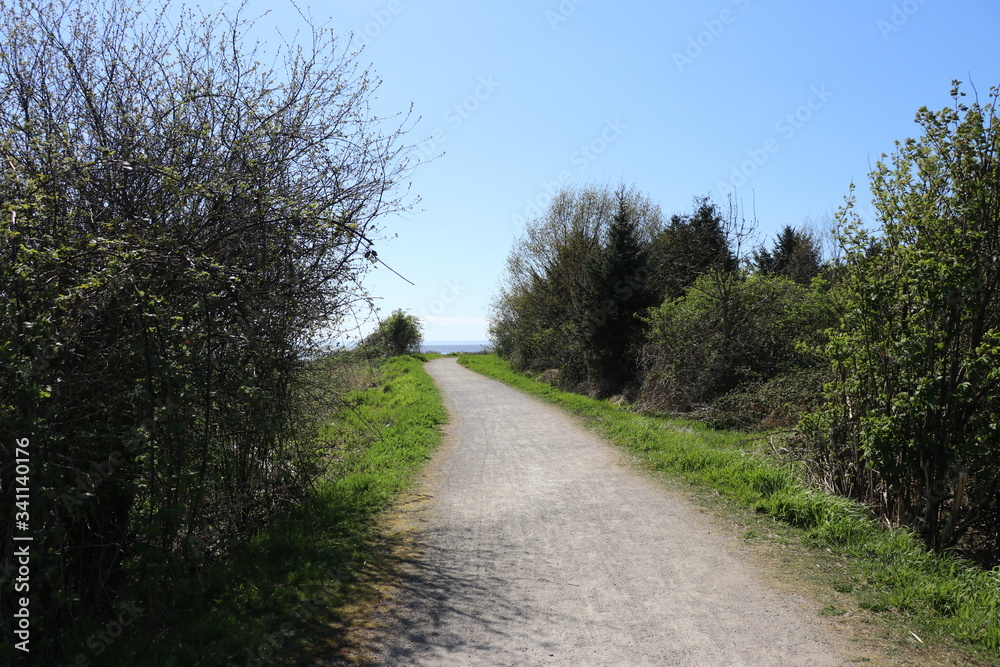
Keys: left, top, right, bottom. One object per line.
{"left": 370, "top": 358, "right": 853, "bottom": 665}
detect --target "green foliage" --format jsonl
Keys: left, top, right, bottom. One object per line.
{"left": 493, "top": 188, "right": 834, "bottom": 422}
{"left": 0, "top": 0, "right": 414, "bottom": 655}
{"left": 642, "top": 274, "right": 837, "bottom": 411}
{"left": 577, "top": 188, "right": 659, "bottom": 395}
{"left": 361, "top": 309, "right": 424, "bottom": 357}
{"left": 489, "top": 184, "right": 665, "bottom": 390}
{"left": 812, "top": 82, "right": 1000, "bottom": 552}
{"left": 21, "top": 355, "right": 446, "bottom": 665}
{"left": 638, "top": 197, "right": 834, "bottom": 421}
{"left": 704, "top": 367, "right": 832, "bottom": 431}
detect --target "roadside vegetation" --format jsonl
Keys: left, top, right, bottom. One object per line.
{"left": 459, "top": 353, "right": 1000, "bottom": 661}
{"left": 357, "top": 309, "right": 425, "bottom": 358}
{"left": 2, "top": 0, "right": 997, "bottom": 658}
{"left": 21, "top": 354, "right": 445, "bottom": 665}
{"left": 489, "top": 83, "right": 1000, "bottom": 566}
{"left": 0, "top": 0, "right": 423, "bottom": 662}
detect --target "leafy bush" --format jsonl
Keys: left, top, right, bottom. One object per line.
{"left": 360, "top": 309, "right": 424, "bottom": 357}
{"left": 703, "top": 368, "right": 833, "bottom": 431}
{"left": 806, "top": 82, "right": 1000, "bottom": 552}
{"left": 641, "top": 274, "right": 836, "bottom": 412}
{"left": 0, "top": 0, "right": 413, "bottom": 654}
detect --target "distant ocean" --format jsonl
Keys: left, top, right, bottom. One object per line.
{"left": 421, "top": 342, "right": 490, "bottom": 354}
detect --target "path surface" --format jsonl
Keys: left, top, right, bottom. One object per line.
{"left": 373, "top": 358, "right": 849, "bottom": 665}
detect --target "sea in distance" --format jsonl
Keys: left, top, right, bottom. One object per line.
{"left": 421, "top": 341, "right": 490, "bottom": 354}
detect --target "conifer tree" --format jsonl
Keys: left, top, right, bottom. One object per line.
{"left": 579, "top": 188, "right": 657, "bottom": 395}
{"left": 648, "top": 197, "right": 736, "bottom": 301}
{"left": 753, "top": 225, "right": 822, "bottom": 284}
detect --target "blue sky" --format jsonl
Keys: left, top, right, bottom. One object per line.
{"left": 234, "top": 0, "right": 999, "bottom": 342}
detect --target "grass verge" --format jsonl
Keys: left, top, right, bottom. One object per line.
{"left": 52, "top": 355, "right": 445, "bottom": 666}
{"left": 459, "top": 354, "right": 1000, "bottom": 665}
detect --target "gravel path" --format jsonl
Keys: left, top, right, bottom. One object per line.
{"left": 373, "top": 358, "right": 849, "bottom": 665}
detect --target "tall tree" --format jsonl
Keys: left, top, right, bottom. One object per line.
{"left": 647, "top": 196, "right": 736, "bottom": 302}
{"left": 579, "top": 188, "right": 658, "bottom": 395}
{"left": 753, "top": 225, "right": 822, "bottom": 284}
{"left": 490, "top": 184, "right": 664, "bottom": 385}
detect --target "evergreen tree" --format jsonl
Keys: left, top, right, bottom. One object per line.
{"left": 489, "top": 184, "right": 665, "bottom": 381}
{"left": 753, "top": 225, "right": 822, "bottom": 284}
{"left": 579, "top": 189, "right": 658, "bottom": 395}
{"left": 648, "top": 197, "right": 736, "bottom": 301}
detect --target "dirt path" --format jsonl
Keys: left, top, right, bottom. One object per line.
{"left": 372, "top": 358, "right": 851, "bottom": 665}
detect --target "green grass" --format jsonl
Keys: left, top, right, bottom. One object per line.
{"left": 49, "top": 355, "right": 445, "bottom": 666}
{"left": 459, "top": 353, "right": 1000, "bottom": 662}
